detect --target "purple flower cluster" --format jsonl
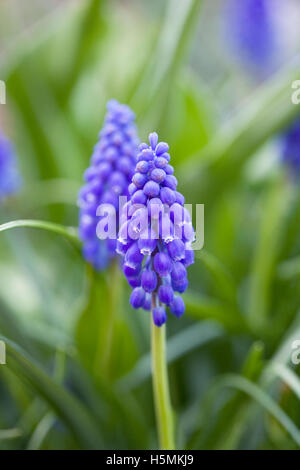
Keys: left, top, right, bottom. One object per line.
{"left": 78, "top": 100, "right": 139, "bottom": 270}
{"left": 281, "top": 118, "right": 300, "bottom": 177}
{"left": 225, "top": 0, "right": 276, "bottom": 73}
{"left": 0, "top": 130, "right": 21, "bottom": 202}
{"left": 118, "top": 132, "right": 195, "bottom": 327}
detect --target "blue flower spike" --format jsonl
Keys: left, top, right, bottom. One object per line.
{"left": 0, "top": 130, "right": 22, "bottom": 203}
{"left": 281, "top": 118, "right": 300, "bottom": 178}
{"left": 118, "top": 132, "right": 195, "bottom": 327}
{"left": 226, "top": 0, "right": 276, "bottom": 74}
{"left": 78, "top": 100, "right": 139, "bottom": 270}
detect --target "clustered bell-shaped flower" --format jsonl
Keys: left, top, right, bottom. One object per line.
{"left": 0, "top": 129, "right": 21, "bottom": 203}
{"left": 118, "top": 132, "right": 195, "bottom": 327}
{"left": 78, "top": 100, "right": 139, "bottom": 270}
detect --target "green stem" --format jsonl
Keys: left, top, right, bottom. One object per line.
{"left": 151, "top": 303, "right": 175, "bottom": 450}
{"left": 97, "top": 259, "right": 122, "bottom": 379}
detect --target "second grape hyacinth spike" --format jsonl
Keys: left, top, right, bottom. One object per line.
{"left": 78, "top": 100, "right": 139, "bottom": 270}
{"left": 0, "top": 129, "right": 22, "bottom": 203}
{"left": 118, "top": 132, "right": 195, "bottom": 327}
{"left": 281, "top": 117, "right": 300, "bottom": 178}
{"left": 226, "top": 0, "right": 276, "bottom": 73}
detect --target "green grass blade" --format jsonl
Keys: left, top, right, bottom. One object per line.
{"left": 0, "top": 428, "right": 22, "bottom": 441}
{"left": 196, "top": 250, "right": 237, "bottom": 304}
{"left": 57, "top": 0, "right": 106, "bottom": 104}
{"left": 17, "top": 179, "right": 79, "bottom": 212}
{"left": 131, "top": 0, "right": 203, "bottom": 118}
{"left": 248, "top": 173, "right": 292, "bottom": 328}
{"left": 187, "top": 342, "right": 264, "bottom": 449}
{"left": 0, "top": 336, "right": 103, "bottom": 449}
{"left": 270, "top": 363, "right": 300, "bottom": 400}
{"left": 184, "top": 291, "right": 249, "bottom": 334}
{"left": 277, "top": 255, "right": 300, "bottom": 280}
{"left": 76, "top": 266, "right": 138, "bottom": 382}
{"left": 26, "top": 412, "right": 55, "bottom": 450}
{"left": 182, "top": 58, "right": 300, "bottom": 190}
{"left": 0, "top": 219, "right": 80, "bottom": 247}
{"left": 117, "top": 321, "right": 223, "bottom": 391}
{"left": 204, "top": 374, "right": 300, "bottom": 446}
{"left": 215, "top": 374, "right": 300, "bottom": 447}
{"left": 269, "top": 312, "right": 300, "bottom": 367}
{"left": 241, "top": 342, "right": 265, "bottom": 381}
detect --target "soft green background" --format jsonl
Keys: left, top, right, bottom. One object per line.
{"left": 0, "top": 0, "right": 300, "bottom": 449}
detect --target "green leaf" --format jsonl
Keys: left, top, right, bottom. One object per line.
{"left": 0, "top": 300, "right": 35, "bottom": 354}
{"left": 270, "top": 363, "right": 300, "bottom": 400}
{"left": 0, "top": 335, "right": 103, "bottom": 449}
{"left": 269, "top": 312, "right": 300, "bottom": 367}
{"left": 56, "top": 0, "right": 106, "bottom": 104}
{"left": 241, "top": 342, "right": 265, "bottom": 381}
{"left": 181, "top": 58, "right": 300, "bottom": 193}
{"left": 130, "top": 0, "right": 203, "bottom": 125}
{"left": 248, "top": 173, "right": 292, "bottom": 328}
{"left": 192, "top": 369, "right": 300, "bottom": 449}
{"left": 184, "top": 291, "right": 249, "bottom": 334}
{"left": 117, "top": 321, "right": 223, "bottom": 391}
{"left": 214, "top": 374, "right": 300, "bottom": 447}
{"left": 0, "top": 219, "right": 80, "bottom": 247}
{"left": 76, "top": 264, "right": 138, "bottom": 381}
{"left": 277, "top": 255, "right": 300, "bottom": 280}
{"left": 0, "top": 428, "right": 22, "bottom": 441}
{"left": 17, "top": 178, "right": 80, "bottom": 212}
{"left": 162, "top": 71, "right": 215, "bottom": 164}
{"left": 188, "top": 343, "right": 264, "bottom": 450}
{"left": 195, "top": 250, "right": 237, "bottom": 304}
{"left": 9, "top": 65, "right": 87, "bottom": 179}
{"left": 26, "top": 412, "right": 55, "bottom": 450}
{"left": 3, "top": 1, "right": 106, "bottom": 182}
{"left": 280, "top": 188, "right": 300, "bottom": 260}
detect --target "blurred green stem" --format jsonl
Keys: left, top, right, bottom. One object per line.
{"left": 151, "top": 305, "right": 175, "bottom": 450}
{"left": 98, "top": 259, "right": 122, "bottom": 379}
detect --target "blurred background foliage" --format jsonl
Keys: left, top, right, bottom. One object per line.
{"left": 0, "top": 0, "right": 300, "bottom": 450}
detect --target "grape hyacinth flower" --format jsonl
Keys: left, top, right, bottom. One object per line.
{"left": 118, "top": 132, "right": 195, "bottom": 327}
{"left": 281, "top": 118, "right": 300, "bottom": 178}
{"left": 225, "top": 0, "right": 277, "bottom": 74}
{"left": 78, "top": 100, "right": 139, "bottom": 270}
{"left": 226, "top": 0, "right": 300, "bottom": 181}
{"left": 0, "top": 129, "right": 21, "bottom": 203}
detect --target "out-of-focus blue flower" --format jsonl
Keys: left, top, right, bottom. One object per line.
{"left": 226, "top": 0, "right": 300, "bottom": 176}
{"left": 281, "top": 118, "right": 300, "bottom": 177}
{"left": 118, "top": 132, "right": 195, "bottom": 327}
{"left": 0, "top": 130, "right": 21, "bottom": 203}
{"left": 78, "top": 100, "right": 139, "bottom": 271}
{"left": 225, "top": 0, "right": 276, "bottom": 73}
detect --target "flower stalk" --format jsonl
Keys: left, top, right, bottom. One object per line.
{"left": 151, "top": 295, "right": 175, "bottom": 450}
